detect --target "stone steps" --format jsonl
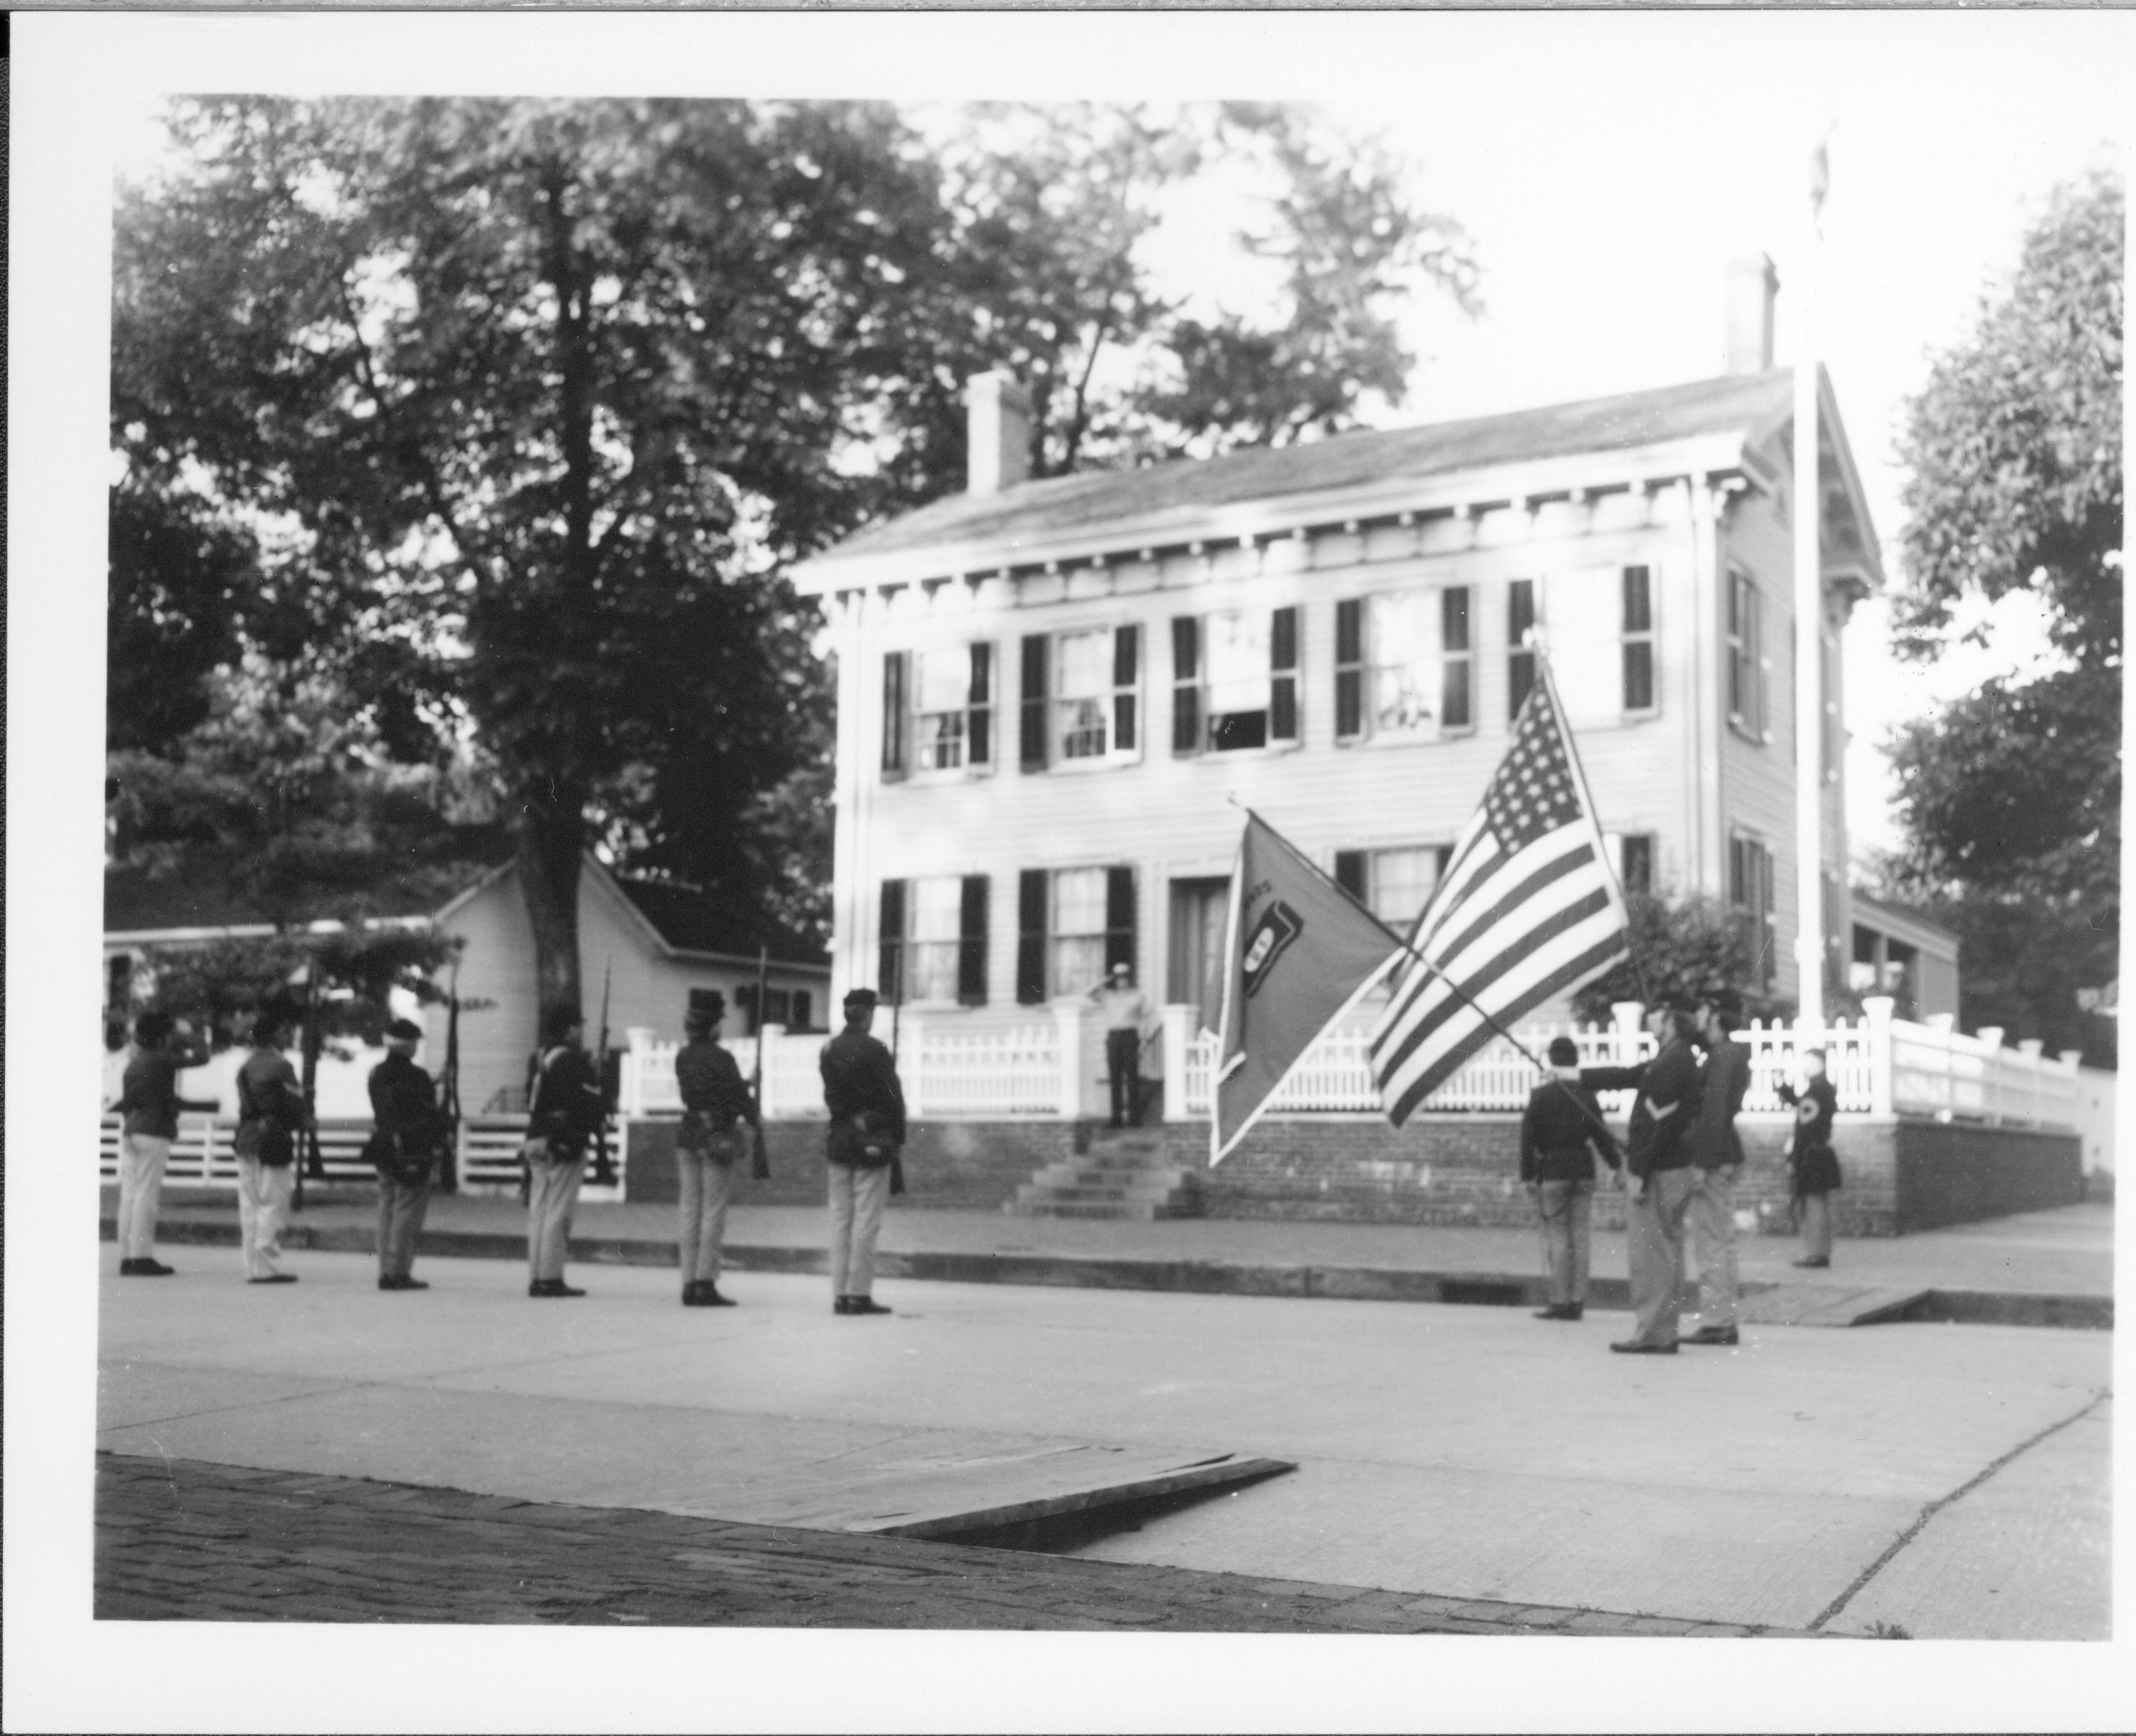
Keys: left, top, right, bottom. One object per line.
{"left": 1006, "top": 1131, "right": 1199, "bottom": 1221}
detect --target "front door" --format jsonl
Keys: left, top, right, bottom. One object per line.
{"left": 1169, "top": 877, "right": 1232, "bottom": 1037}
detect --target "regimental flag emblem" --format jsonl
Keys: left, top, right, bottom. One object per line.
{"left": 1368, "top": 657, "right": 1630, "bottom": 1127}
{"left": 1213, "top": 814, "right": 1402, "bottom": 1164}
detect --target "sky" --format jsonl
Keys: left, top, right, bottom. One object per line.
{"left": 77, "top": 11, "right": 2136, "bottom": 867}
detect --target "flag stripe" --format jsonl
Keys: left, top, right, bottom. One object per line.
{"left": 1371, "top": 883, "right": 1614, "bottom": 1087}
{"left": 1372, "top": 835, "right": 1598, "bottom": 1044}
{"left": 1378, "top": 902, "right": 1628, "bottom": 1115}
{"left": 1384, "top": 927, "right": 1631, "bottom": 1123}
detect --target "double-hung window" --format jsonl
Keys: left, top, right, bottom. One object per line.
{"left": 879, "top": 876, "right": 989, "bottom": 1006}
{"left": 1333, "top": 587, "right": 1471, "bottom": 743}
{"left": 1173, "top": 608, "right": 1298, "bottom": 754}
{"left": 1017, "top": 865, "right": 1136, "bottom": 1001}
{"left": 1019, "top": 627, "right": 1138, "bottom": 770}
{"left": 1728, "top": 835, "right": 1777, "bottom": 992}
{"left": 882, "top": 644, "right": 992, "bottom": 779}
{"left": 1334, "top": 845, "right": 1451, "bottom": 932}
{"left": 1606, "top": 832, "right": 1656, "bottom": 897}
{"left": 1544, "top": 565, "right": 1659, "bottom": 725}
{"left": 1725, "top": 568, "right": 1766, "bottom": 739}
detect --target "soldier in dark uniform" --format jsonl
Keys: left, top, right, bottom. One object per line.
{"left": 819, "top": 987, "right": 905, "bottom": 1317}
{"left": 1520, "top": 1036, "right": 1622, "bottom": 1321}
{"left": 674, "top": 988, "right": 757, "bottom": 1308}
{"left": 367, "top": 1016, "right": 444, "bottom": 1292}
{"left": 525, "top": 1007, "right": 605, "bottom": 1298}
{"left": 1779, "top": 1048, "right": 1842, "bottom": 1268}
{"left": 1682, "top": 998, "right": 1752, "bottom": 1346}
{"left": 1584, "top": 1003, "right": 1702, "bottom": 1354}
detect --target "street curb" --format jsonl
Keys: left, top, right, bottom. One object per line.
{"left": 100, "top": 1216, "right": 2112, "bottom": 1326}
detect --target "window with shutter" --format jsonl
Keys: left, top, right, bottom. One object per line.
{"left": 1170, "top": 617, "right": 1201, "bottom": 754}
{"left": 1726, "top": 569, "right": 1764, "bottom": 740}
{"left": 1334, "top": 600, "right": 1363, "bottom": 740}
{"left": 1729, "top": 835, "right": 1775, "bottom": 991}
{"left": 1104, "top": 866, "right": 1137, "bottom": 977}
{"left": 1508, "top": 581, "right": 1536, "bottom": 720}
{"left": 911, "top": 644, "right": 996, "bottom": 772}
{"left": 1020, "top": 635, "right": 1049, "bottom": 771}
{"left": 877, "top": 879, "right": 907, "bottom": 1001}
{"left": 881, "top": 653, "right": 908, "bottom": 779}
{"left": 1270, "top": 607, "right": 1299, "bottom": 742}
{"left": 1334, "top": 849, "right": 1367, "bottom": 902}
{"left": 1622, "top": 565, "right": 1656, "bottom": 712}
{"left": 1113, "top": 625, "right": 1139, "bottom": 753}
{"left": 1016, "top": 870, "right": 1048, "bottom": 1004}
{"left": 1050, "top": 627, "right": 1142, "bottom": 763}
{"left": 958, "top": 875, "right": 989, "bottom": 1006}
{"left": 1440, "top": 589, "right": 1471, "bottom": 730}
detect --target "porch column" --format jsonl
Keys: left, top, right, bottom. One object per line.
{"left": 1861, "top": 996, "right": 1894, "bottom": 1117}
{"left": 1161, "top": 1004, "right": 1191, "bottom": 1123}
{"left": 1054, "top": 1004, "right": 1087, "bottom": 1121}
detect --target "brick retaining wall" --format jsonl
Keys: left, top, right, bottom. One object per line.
{"left": 624, "top": 1113, "right": 2078, "bottom": 1236}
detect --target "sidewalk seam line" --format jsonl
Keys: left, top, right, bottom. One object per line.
{"left": 1805, "top": 1384, "right": 2110, "bottom": 1632}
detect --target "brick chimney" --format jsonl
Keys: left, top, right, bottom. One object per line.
{"left": 1725, "top": 254, "right": 1779, "bottom": 375}
{"left": 966, "top": 370, "right": 1032, "bottom": 495}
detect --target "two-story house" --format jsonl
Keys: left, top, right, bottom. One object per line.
{"left": 792, "top": 266, "right": 1884, "bottom": 1042}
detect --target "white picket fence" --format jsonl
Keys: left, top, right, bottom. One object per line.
{"left": 1173, "top": 996, "right": 2084, "bottom": 1130}
{"left": 98, "top": 1113, "right": 623, "bottom": 1200}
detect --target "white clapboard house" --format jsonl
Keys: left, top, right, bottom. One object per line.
{"left": 792, "top": 264, "right": 1894, "bottom": 1048}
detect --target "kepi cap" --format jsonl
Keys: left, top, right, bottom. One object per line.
{"left": 843, "top": 987, "right": 879, "bottom": 1011}
{"left": 384, "top": 1017, "right": 423, "bottom": 1044}
{"left": 687, "top": 988, "right": 725, "bottom": 1028}
{"left": 1546, "top": 1036, "right": 1580, "bottom": 1067}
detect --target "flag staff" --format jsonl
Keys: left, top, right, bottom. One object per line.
{"left": 1792, "top": 134, "right": 1830, "bottom": 1031}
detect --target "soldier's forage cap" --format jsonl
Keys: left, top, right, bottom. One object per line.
{"left": 384, "top": 1017, "right": 423, "bottom": 1044}
{"left": 540, "top": 1006, "right": 584, "bottom": 1045}
{"left": 1547, "top": 1037, "right": 1580, "bottom": 1067}
{"left": 687, "top": 988, "right": 725, "bottom": 1029}
{"left": 843, "top": 988, "right": 879, "bottom": 1011}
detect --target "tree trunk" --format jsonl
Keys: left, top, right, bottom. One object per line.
{"left": 515, "top": 784, "right": 586, "bottom": 1047}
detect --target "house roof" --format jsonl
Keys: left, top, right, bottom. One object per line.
{"left": 611, "top": 875, "right": 830, "bottom": 973}
{"left": 1851, "top": 890, "right": 1961, "bottom": 958}
{"left": 794, "top": 366, "right": 1883, "bottom": 601}
{"left": 828, "top": 370, "right": 1798, "bottom": 568}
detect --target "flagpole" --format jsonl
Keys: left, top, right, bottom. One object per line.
{"left": 1793, "top": 135, "right": 1830, "bottom": 1032}
{"left": 1244, "top": 808, "right": 1623, "bottom": 1149}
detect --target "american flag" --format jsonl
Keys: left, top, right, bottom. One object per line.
{"left": 1369, "top": 666, "right": 1629, "bottom": 1126}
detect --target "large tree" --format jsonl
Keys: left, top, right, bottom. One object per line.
{"left": 1883, "top": 171, "right": 2122, "bottom": 1066}
{"left": 114, "top": 98, "right": 1476, "bottom": 1036}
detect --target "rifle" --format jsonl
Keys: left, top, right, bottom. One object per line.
{"left": 590, "top": 956, "right": 617, "bottom": 1188}
{"left": 437, "top": 968, "right": 462, "bottom": 1194}
{"left": 886, "top": 967, "right": 906, "bottom": 1198}
{"left": 295, "top": 963, "right": 326, "bottom": 1208}
{"left": 749, "top": 945, "right": 771, "bottom": 1180}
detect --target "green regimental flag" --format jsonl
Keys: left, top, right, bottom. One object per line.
{"left": 1213, "top": 812, "right": 1403, "bottom": 1165}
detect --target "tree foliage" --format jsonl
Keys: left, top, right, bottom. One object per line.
{"left": 112, "top": 98, "right": 1475, "bottom": 1036}
{"left": 1572, "top": 894, "right": 1766, "bottom": 1027}
{"left": 1881, "top": 172, "right": 2122, "bottom": 1065}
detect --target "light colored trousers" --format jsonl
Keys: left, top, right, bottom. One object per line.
{"left": 1800, "top": 1191, "right": 1834, "bottom": 1261}
{"left": 1625, "top": 1166, "right": 1698, "bottom": 1347}
{"left": 377, "top": 1168, "right": 432, "bottom": 1280}
{"left": 1688, "top": 1165, "right": 1741, "bottom": 1331}
{"left": 828, "top": 1162, "right": 891, "bottom": 1298}
{"left": 677, "top": 1149, "right": 736, "bottom": 1284}
{"left": 236, "top": 1156, "right": 295, "bottom": 1279}
{"left": 526, "top": 1152, "right": 585, "bottom": 1282}
{"left": 117, "top": 1132, "right": 172, "bottom": 1260}
{"left": 1533, "top": 1178, "right": 1595, "bottom": 1305}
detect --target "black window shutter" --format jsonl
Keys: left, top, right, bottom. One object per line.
{"left": 1019, "top": 635, "right": 1049, "bottom": 771}
{"left": 1170, "top": 616, "right": 1200, "bottom": 754}
{"left": 881, "top": 653, "right": 908, "bottom": 780}
{"left": 1104, "top": 866, "right": 1137, "bottom": 976}
{"left": 958, "top": 875, "right": 989, "bottom": 1006}
{"left": 1270, "top": 607, "right": 1299, "bottom": 742}
{"left": 878, "top": 879, "right": 906, "bottom": 1002}
{"left": 1112, "top": 625, "right": 1138, "bottom": 753}
{"left": 969, "top": 642, "right": 993, "bottom": 766}
{"left": 1335, "top": 598, "right": 1362, "bottom": 740}
{"left": 1016, "top": 870, "right": 1048, "bottom": 1004}
{"left": 1334, "top": 850, "right": 1368, "bottom": 905}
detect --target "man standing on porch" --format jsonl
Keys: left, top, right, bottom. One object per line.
{"left": 1088, "top": 963, "right": 1153, "bottom": 1129}
{"left": 820, "top": 988, "right": 904, "bottom": 1317}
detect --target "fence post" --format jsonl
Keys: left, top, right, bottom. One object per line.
{"left": 1054, "top": 1003, "right": 1086, "bottom": 1121}
{"left": 1161, "top": 1004, "right": 1191, "bottom": 1123}
{"left": 1610, "top": 1001, "right": 1644, "bottom": 1067}
{"left": 1861, "top": 996, "right": 1894, "bottom": 1116}
{"left": 757, "top": 1024, "right": 787, "bottom": 1119}
{"left": 899, "top": 1014, "right": 924, "bottom": 1117}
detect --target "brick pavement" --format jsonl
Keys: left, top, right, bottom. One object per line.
{"left": 93, "top": 1452, "right": 1788, "bottom": 1636}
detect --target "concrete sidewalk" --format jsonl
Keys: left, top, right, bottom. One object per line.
{"left": 113, "top": 1188, "right": 2115, "bottom": 1326}
{"left": 96, "top": 1248, "right": 2111, "bottom": 1638}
